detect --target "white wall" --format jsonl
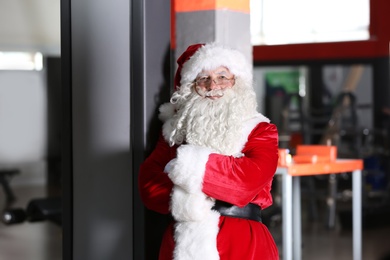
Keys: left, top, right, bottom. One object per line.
{"left": 0, "top": 0, "right": 60, "bottom": 55}
{"left": 0, "top": 70, "right": 47, "bottom": 185}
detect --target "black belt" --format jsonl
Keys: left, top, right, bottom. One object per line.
{"left": 212, "top": 200, "right": 262, "bottom": 222}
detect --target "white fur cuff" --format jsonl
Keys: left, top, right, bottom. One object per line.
{"left": 167, "top": 144, "right": 213, "bottom": 193}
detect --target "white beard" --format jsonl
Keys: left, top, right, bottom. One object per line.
{"left": 166, "top": 79, "right": 258, "bottom": 155}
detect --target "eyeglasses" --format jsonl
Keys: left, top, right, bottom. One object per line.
{"left": 195, "top": 75, "right": 235, "bottom": 87}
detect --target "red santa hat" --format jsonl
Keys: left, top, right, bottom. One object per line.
{"left": 174, "top": 42, "right": 253, "bottom": 90}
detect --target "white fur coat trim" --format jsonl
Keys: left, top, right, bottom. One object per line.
{"left": 167, "top": 144, "right": 220, "bottom": 260}
{"left": 235, "top": 113, "right": 270, "bottom": 155}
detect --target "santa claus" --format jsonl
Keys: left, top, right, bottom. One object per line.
{"left": 139, "top": 42, "right": 279, "bottom": 260}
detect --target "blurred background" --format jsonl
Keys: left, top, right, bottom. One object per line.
{"left": 0, "top": 0, "right": 389, "bottom": 260}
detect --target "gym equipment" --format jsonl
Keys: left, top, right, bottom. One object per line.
{"left": 2, "top": 197, "right": 61, "bottom": 226}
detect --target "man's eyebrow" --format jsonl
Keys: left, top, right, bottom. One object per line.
{"left": 197, "top": 73, "right": 209, "bottom": 77}
{"left": 215, "top": 70, "right": 230, "bottom": 75}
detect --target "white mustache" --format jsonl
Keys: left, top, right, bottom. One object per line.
{"left": 196, "top": 88, "right": 225, "bottom": 98}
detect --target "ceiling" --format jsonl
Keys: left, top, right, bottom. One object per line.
{"left": 0, "top": 0, "right": 60, "bottom": 56}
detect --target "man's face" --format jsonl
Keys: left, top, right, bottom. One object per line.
{"left": 194, "top": 66, "right": 235, "bottom": 100}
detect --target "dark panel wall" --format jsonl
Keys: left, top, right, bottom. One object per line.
{"left": 70, "top": 0, "right": 132, "bottom": 259}
{"left": 63, "top": 0, "right": 171, "bottom": 259}
{"left": 131, "top": 1, "right": 171, "bottom": 259}
{"left": 46, "top": 57, "right": 62, "bottom": 188}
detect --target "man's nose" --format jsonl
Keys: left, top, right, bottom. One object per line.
{"left": 208, "top": 79, "right": 219, "bottom": 90}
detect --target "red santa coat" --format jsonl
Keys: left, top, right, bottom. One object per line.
{"left": 139, "top": 115, "right": 279, "bottom": 260}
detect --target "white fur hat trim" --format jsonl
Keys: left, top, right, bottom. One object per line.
{"left": 180, "top": 42, "right": 252, "bottom": 86}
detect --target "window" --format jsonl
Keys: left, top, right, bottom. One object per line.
{"left": 0, "top": 52, "right": 43, "bottom": 71}
{"left": 250, "top": 0, "right": 370, "bottom": 45}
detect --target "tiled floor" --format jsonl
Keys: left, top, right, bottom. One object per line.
{"left": 0, "top": 185, "right": 62, "bottom": 260}
{"left": 1, "top": 184, "right": 390, "bottom": 260}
